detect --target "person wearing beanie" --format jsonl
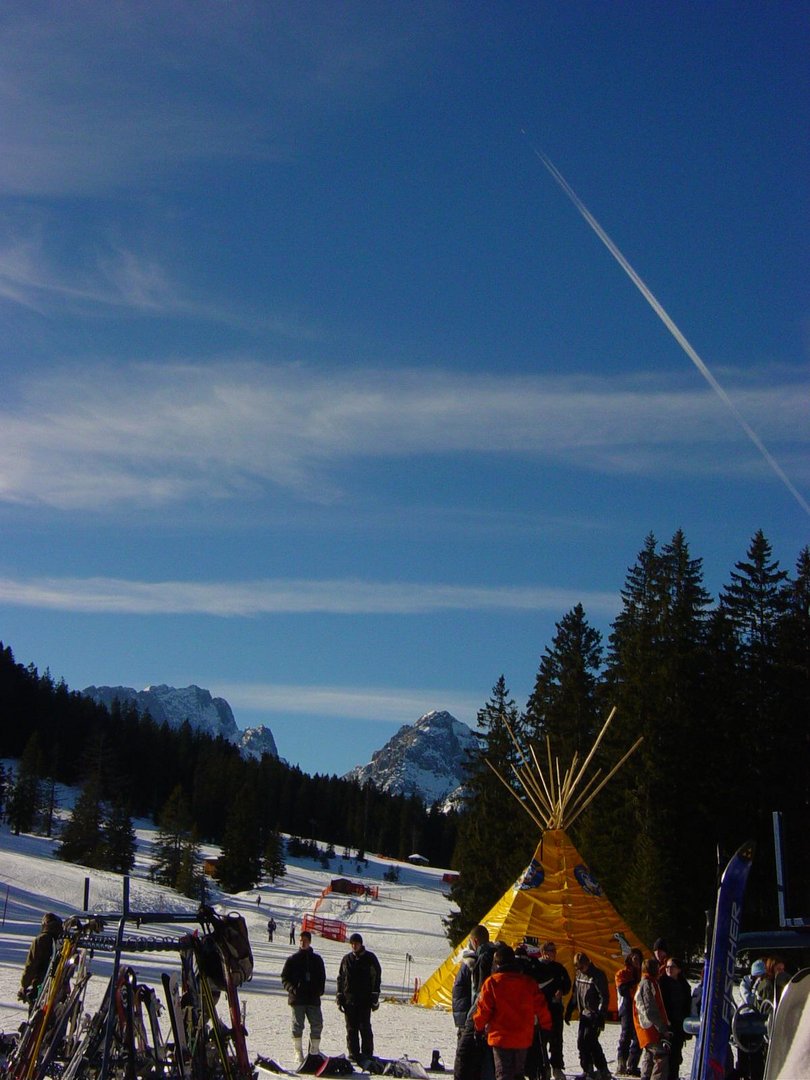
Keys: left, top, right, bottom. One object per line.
{"left": 18, "top": 912, "right": 63, "bottom": 1011}
{"left": 336, "top": 933, "right": 382, "bottom": 1062}
{"left": 652, "top": 940, "right": 669, "bottom": 979}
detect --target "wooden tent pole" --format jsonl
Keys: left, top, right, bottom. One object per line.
{"left": 565, "top": 736, "right": 644, "bottom": 829}
{"left": 561, "top": 706, "right": 617, "bottom": 806}
{"left": 484, "top": 758, "right": 547, "bottom": 832}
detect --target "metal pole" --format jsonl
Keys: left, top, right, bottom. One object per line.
{"left": 99, "top": 877, "right": 130, "bottom": 1080}
{"left": 84, "top": 877, "right": 90, "bottom": 912}
{"left": 772, "top": 811, "right": 788, "bottom": 928}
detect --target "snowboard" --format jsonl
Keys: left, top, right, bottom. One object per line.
{"left": 691, "top": 840, "right": 755, "bottom": 1080}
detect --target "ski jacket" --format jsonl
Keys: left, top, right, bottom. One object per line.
{"left": 570, "top": 962, "right": 609, "bottom": 1023}
{"left": 473, "top": 968, "right": 553, "bottom": 1049}
{"left": 471, "top": 942, "right": 498, "bottom": 998}
{"left": 633, "top": 974, "right": 670, "bottom": 1049}
{"left": 615, "top": 964, "right": 641, "bottom": 1017}
{"left": 20, "top": 915, "right": 63, "bottom": 994}
{"left": 281, "top": 946, "right": 326, "bottom": 1006}
{"left": 452, "top": 950, "right": 475, "bottom": 1027}
{"left": 660, "top": 972, "right": 691, "bottom": 1034}
{"left": 531, "top": 958, "right": 572, "bottom": 1010}
{"left": 337, "top": 947, "right": 382, "bottom": 1006}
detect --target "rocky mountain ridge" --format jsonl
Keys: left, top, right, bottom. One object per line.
{"left": 81, "top": 683, "right": 278, "bottom": 761}
{"left": 344, "top": 709, "right": 478, "bottom": 805}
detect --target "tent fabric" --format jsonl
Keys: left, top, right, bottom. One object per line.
{"left": 415, "top": 829, "right": 648, "bottom": 1014}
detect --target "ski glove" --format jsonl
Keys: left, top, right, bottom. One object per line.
{"left": 336, "top": 994, "right": 346, "bottom": 1012}
{"left": 371, "top": 995, "right": 380, "bottom": 1011}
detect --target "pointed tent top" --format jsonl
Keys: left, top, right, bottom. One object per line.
{"left": 485, "top": 706, "right": 643, "bottom": 832}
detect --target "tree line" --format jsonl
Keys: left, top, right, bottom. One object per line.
{"left": 448, "top": 529, "right": 809, "bottom": 958}
{"left": 0, "top": 645, "right": 459, "bottom": 891}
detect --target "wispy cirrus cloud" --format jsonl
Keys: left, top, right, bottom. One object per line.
{"left": 0, "top": 234, "right": 184, "bottom": 315}
{"left": 0, "top": 4, "right": 438, "bottom": 197}
{"left": 0, "top": 361, "right": 806, "bottom": 510}
{"left": 0, "top": 574, "right": 619, "bottom": 618}
{"left": 213, "top": 681, "right": 482, "bottom": 726}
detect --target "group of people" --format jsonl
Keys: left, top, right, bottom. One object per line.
{"left": 451, "top": 930, "right": 696, "bottom": 1080}
{"left": 281, "top": 929, "right": 382, "bottom": 1065}
{"left": 612, "top": 939, "right": 692, "bottom": 1080}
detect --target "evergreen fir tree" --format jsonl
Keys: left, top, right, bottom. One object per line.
{"left": 175, "top": 834, "right": 204, "bottom": 899}
{"left": 445, "top": 676, "right": 534, "bottom": 945}
{"left": 263, "top": 831, "right": 287, "bottom": 882}
{"left": 104, "top": 798, "right": 137, "bottom": 873}
{"left": 153, "top": 785, "right": 194, "bottom": 889}
{"left": 7, "top": 733, "right": 45, "bottom": 835}
{"left": 523, "top": 603, "right": 603, "bottom": 763}
{"left": 217, "top": 789, "right": 263, "bottom": 893}
{"left": 601, "top": 531, "right": 712, "bottom": 947}
{"left": 58, "top": 782, "right": 106, "bottom": 867}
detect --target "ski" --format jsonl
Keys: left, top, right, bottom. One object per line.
{"left": 140, "top": 983, "right": 168, "bottom": 1065}
{"left": 162, "top": 971, "right": 190, "bottom": 1080}
{"left": 60, "top": 972, "right": 115, "bottom": 1080}
{"left": 691, "top": 840, "right": 755, "bottom": 1080}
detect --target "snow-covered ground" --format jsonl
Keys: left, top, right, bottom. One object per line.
{"left": 0, "top": 816, "right": 693, "bottom": 1077}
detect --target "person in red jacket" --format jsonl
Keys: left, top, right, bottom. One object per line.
{"left": 473, "top": 945, "right": 552, "bottom": 1080}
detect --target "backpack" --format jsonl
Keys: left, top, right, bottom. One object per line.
{"left": 200, "top": 910, "right": 254, "bottom": 988}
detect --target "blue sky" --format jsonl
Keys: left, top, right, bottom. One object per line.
{"left": 1, "top": 2, "right": 807, "bottom": 777}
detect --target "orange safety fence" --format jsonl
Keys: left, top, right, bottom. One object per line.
{"left": 301, "top": 914, "right": 347, "bottom": 942}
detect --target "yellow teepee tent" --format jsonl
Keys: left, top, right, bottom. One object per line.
{"left": 415, "top": 708, "right": 648, "bottom": 1014}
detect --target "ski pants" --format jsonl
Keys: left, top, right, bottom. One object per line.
{"left": 492, "top": 1047, "right": 527, "bottom": 1080}
{"left": 454, "top": 1019, "right": 495, "bottom": 1080}
{"left": 291, "top": 1004, "right": 323, "bottom": 1040}
{"left": 542, "top": 1005, "right": 565, "bottom": 1069}
{"left": 617, "top": 1007, "right": 641, "bottom": 1068}
{"left": 577, "top": 1014, "right": 608, "bottom": 1074}
{"left": 640, "top": 1042, "right": 669, "bottom": 1080}
{"left": 343, "top": 1002, "right": 373, "bottom": 1059}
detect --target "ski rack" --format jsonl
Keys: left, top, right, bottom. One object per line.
{"left": 84, "top": 876, "right": 201, "bottom": 1080}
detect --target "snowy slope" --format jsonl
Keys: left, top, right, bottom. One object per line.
{"left": 0, "top": 819, "right": 693, "bottom": 1075}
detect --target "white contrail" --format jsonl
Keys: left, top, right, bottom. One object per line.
{"left": 528, "top": 140, "right": 810, "bottom": 517}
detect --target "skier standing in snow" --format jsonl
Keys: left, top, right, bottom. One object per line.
{"left": 565, "top": 951, "right": 610, "bottom": 1080}
{"left": 281, "top": 930, "right": 326, "bottom": 1065}
{"left": 659, "top": 958, "right": 691, "bottom": 1080}
{"left": 454, "top": 925, "right": 498, "bottom": 1080}
{"left": 18, "top": 912, "right": 63, "bottom": 1012}
{"left": 267, "top": 917, "right": 276, "bottom": 942}
{"left": 632, "top": 958, "right": 671, "bottom": 1080}
{"left": 472, "top": 945, "right": 552, "bottom": 1080}
{"left": 453, "top": 948, "right": 476, "bottom": 1035}
{"left": 615, "top": 948, "right": 643, "bottom": 1076}
{"left": 336, "top": 932, "right": 382, "bottom": 1063}
{"left": 534, "top": 940, "right": 571, "bottom": 1080}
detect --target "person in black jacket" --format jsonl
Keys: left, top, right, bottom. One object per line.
{"left": 281, "top": 930, "right": 326, "bottom": 1064}
{"left": 534, "top": 941, "right": 572, "bottom": 1080}
{"left": 453, "top": 925, "right": 498, "bottom": 1080}
{"left": 565, "top": 952, "right": 610, "bottom": 1080}
{"left": 659, "top": 958, "right": 692, "bottom": 1080}
{"left": 336, "top": 933, "right": 382, "bottom": 1062}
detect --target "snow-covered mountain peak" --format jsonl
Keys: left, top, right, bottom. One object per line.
{"left": 81, "top": 683, "right": 278, "bottom": 761}
{"left": 343, "top": 709, "right": 478, "bottom": 805}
